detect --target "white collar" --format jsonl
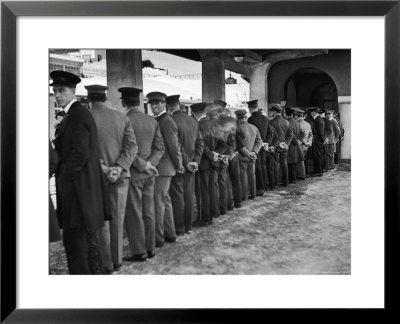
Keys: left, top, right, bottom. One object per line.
{"left": 313, "top": 114, "right": 318, "bottom": 119}
{"left": 154, "top": 110, "right": 167, "bottom": 118}
{"left": 198, "top": 115, "right": 207, "bottom": 121}
{"left": 63, "top": 99, "right": 77, "bottom": 114}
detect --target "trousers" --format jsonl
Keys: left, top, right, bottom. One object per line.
{"left": 170, "top": 172, "right": 195, "bottom": 230}
{"left": 274, "top": 150, "right": 288, "bottom": 186}
{"left": 255, "top": 151, "right": 266, "bottom": 193}
{"left": 155, "top": 176, "right": 176, "bottom": 242}
{"left": 195, "top": 169, "right": 210, "bottom": 222}
{"left": 125, "top": 176, "right": 155, "bottom": 257}
{"left": 98, "top": 178, "right": 129, "bottom": 270}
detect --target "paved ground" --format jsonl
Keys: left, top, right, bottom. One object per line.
{"left": 50, "top": 164, "right": 351, "bottom": 275}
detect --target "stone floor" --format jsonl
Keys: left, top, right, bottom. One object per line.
{"left": 50, "top": 164, "right": 351, "bottom": 275}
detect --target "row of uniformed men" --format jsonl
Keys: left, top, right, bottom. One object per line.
{"left": 49, "top": 70, "right": 342, "bottom": 274}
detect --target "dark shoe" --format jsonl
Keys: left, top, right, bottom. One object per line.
{"left": 193, "top": 221, "right": 206, "bottom": 228}
{"left": 289, "top": 181, "right": 296, "bottom": 184}
{"left": 165, "top": 236, "right": 177, "bottom": 243}
{"left": 227, "top": 206, "right": 234, "bottom": 211}
{"left": 310, "top": 173, "right": 322, "bottom": 177}
{"left": 208, "top": 220, "right": 213, "bottom": 225}
{"left": 297, "top": 177, "right": 306, "bottom": 180}
{"left": 113, "top": 263, "right": 122, "bottom": 271}
{"left": 220, "top": 211, "right": 227, "bottom": 215}
{"left": 123, "top": 254, "right": 147, "bottom": 262}
{"left": 268, "top": 186, "right": 276, "bottom": 190}
{"left": 234, "top": 202, "right": 242, "bottom": 208}
{"left": 176, "top": 230, "right": 185, "bottom": 236}
{"left": 248, "top": 195, "right": 255, "bottom": 200}
{"left": 103, "top": 267, "right": 114, "bottom": 275}
{"left": 147, "top": 251, "right": 155, "bottom": 259}
{"left": 256, "top": 192, "right": 264, "bottom": 197}
{"left": 156, "top": 241, "right": 164, "bottom": 248}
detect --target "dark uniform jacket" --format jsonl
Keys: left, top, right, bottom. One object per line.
{"left": 197, "top": 116, "right": 218, "bottom": 171}
{"left": 171, "top": 110, "right": 204, "bottom": 167}
{"left": 287, "top": 117, "right": 304, "bottom": 163}
{"left": 217, "top": 114, "right": 237, "bottom": 156}
{"left": 312, "top": 116, "right": 325, "bottom": 144}
{"left": 90, "top": 103, "right": 138, "bottom": 179}
{"left": 54, "top": 101, "right": 111, "bottom": 230}
{"left": 238, "top": 121, "right": 263, "bottom": 161}
{"left": 269, "top": 114, "right": 294, "bottom": 149}
{"left": 155, "top": 112, "right": 183, "bottom": 176}
{"left": 126, "top": 108, "right": 165, "bottom": 181}
{"left": 247, "top": 111, "right": 275, "bottom": 144}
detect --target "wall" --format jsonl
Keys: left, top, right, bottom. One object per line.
{"left": 268, "top": 50, "right": 351, "bottom": 103}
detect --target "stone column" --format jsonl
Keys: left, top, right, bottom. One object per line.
{"left": 247, "top": 62, "right": 271, "bottom": 112}
{"left": 106, "top": 49, "right": 144, "bottom": 112}
{"left": 338, "top": 96, "right": 351, "bottom": 160}
{"left": 199, "top": 50, "right": 226, "bottom": 102}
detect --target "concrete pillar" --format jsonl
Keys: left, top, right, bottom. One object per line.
{"left": 247, "top": 62, "right": 271, "bottom": 112}
{"left": 338, "top": 96, "right": 351, "bottom": 160}
{"left": 199, "top": 50, "right": 225, "bottom": 102}
{"left": 106, "top": 49, "right": 144, "bottom": 112}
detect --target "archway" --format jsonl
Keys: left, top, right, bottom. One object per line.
{"left": 283, "top": 67, "right": 338, "bottom": 110}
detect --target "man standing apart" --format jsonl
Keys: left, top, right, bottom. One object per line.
{"left": 235, "top": 109, "right": 262, "bottom": 200}
{"left": 51, "top": 71, "right": 110, "bottom": 274}
{"left": 121, "top": 87, "right": 165, "bottom": 262}
{"left": 167, "top": 95, "right": 204, "bottom": 235}
{"left": 247, "top": 100, "right": 274, "bottom": 196}
{"left": 326, "top": 109, "right": 340, "bottom": 169}
{"left": 309, "top": 107, "right": 325, "bottom": 177}
{"left": 147, "top": 92, "right": 184, "bottom": 245}
{"left": 86, "top": 84, "right": 138, "bottom": 273}
{"left": 334, "top": 112, "right": 345, "bottom": 164}
{"left": 269, "top": 104, "right": 293, "bottom": 187}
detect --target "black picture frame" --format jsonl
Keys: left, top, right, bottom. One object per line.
{"left": 1, "top": 0, "right": 399, "bottom": 322}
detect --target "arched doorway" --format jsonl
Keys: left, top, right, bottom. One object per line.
{"left": 284, "top": 67, "right": 338, "bottom": 111}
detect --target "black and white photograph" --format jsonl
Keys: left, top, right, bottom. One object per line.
{"left": 48, "top": 48, "right": 351, "bottom": 275}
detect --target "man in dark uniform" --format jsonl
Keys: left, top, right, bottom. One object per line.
{"left": 247, "top": 99, "right": 274, "bottom": 196}
{"left": 86, "top": 84, "right": 138, "bottom": 273}
{"left": 269, "top": 104, "right": 293, "bottom": 187}
{"left": 214, "top": 100, "right": 237, "bottom": 212}
{"left": 167, "top": 95, "right": 204, "bottom": 234}
{"left": 191, "top": 102, "right": 219, "bottom": 226}
{"left": 285, "top": 107, "right": 304, "bottom": 184}
{"left": 235, "top": 109, "right": 262, "bottom": 200}
{"left": 147, "top": 92, "right": 183, "bottom": 247}
{"left": 51, "top": 70, "right": 110, "bottom": 274}
{"left": 121, "top": 87, "right": 165, "bottom": 262}
{"left": 309, "top": 107, "right": 325, "bottom": 177}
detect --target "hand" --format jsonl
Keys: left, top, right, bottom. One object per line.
{"left": 262, "top": 143, "right": 269, "bottom": 151}
{"left": 212, "top": 152, "right": 220, "bottom": 162}
{"left": 106, "top": 167, "right": 119, "bottom": 183}
{"left": 324, "top": 138, "right": 329, "bottom": 144}
{"left": 220, "top": 155, "right": 229, "bottom": 166}
{"left": 187, "top": 162, "right": 198, "bottom": 173}
{"left": 144, "top": 161, "right": 159, "bottom": 176}
{"left": 177, "top": 166, "right": 185, "bottom": 174}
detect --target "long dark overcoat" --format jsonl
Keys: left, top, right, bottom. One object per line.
{"left": 54, "top": 101, "right": 111, "bottom": 230}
